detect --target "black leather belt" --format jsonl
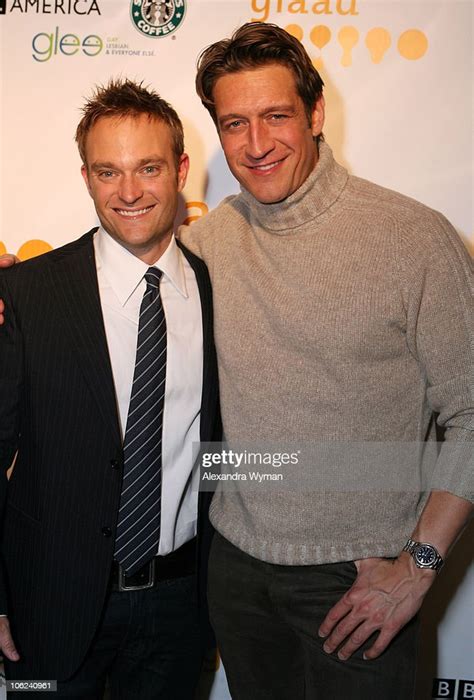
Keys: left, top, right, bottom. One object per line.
{"left": 111, "top": 537, "right": 196, "bottom": 591}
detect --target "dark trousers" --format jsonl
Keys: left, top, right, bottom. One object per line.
{"left": 208, "top": 532, "right": 418, "bottom": 700}
{"left": 6, "top": 574, "right": 204, "bottom": 700}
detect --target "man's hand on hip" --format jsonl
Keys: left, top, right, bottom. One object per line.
{"left": 318, "top": 554, "right": 435, "bottom": 661}
{"left": 0, "top": 616, "right": 20, "bottom": 661}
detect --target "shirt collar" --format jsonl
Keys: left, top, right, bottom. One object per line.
{"left": 94, "top": 228, "right": 188, "bottom": 307}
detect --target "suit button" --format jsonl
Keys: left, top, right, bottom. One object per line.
{"left": 110, "top": 459, "right": 120, "bottom": 470}
{"left": 102, "top": 527, "right": 112, "bottom": 537}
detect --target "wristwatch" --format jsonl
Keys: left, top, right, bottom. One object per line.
{"left": 402, "top": 538, "right": 444, "bottom": 572}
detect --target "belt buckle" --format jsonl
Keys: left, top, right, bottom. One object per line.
{"left": 117, "top": 559, "right": 155, "bottom": 591}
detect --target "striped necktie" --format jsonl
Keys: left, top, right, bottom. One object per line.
{"left": 114, "top": 267, "right": 166, "bottom": 575}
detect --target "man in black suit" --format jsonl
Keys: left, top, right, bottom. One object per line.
{"left": 0, "top": 79, "right": 220, "bottom": 698}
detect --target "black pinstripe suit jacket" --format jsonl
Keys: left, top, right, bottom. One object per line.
{"left": 0, "top": 229, "right": 220, "bottom": 680}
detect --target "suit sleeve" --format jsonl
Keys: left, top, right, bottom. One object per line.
{"left": 0, "top": 271, "right": 22, "bottom": 613}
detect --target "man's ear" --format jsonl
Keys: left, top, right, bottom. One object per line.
{"left": 81, "top": 164, "right": 93, "bottom": 197}
{"left": 177, "top": 153, "right": 190, "bottom": 193}
{"left": 311, "top": 96, "right": 325, "bottom": 138}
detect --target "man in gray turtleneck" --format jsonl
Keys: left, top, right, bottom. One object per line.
{"left": 178, "top": 21, "right": 473, "bottom": 700}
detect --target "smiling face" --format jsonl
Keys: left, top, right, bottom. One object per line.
{"left": 213, "top": 63, "right": 324, "bottom": 205}
{"left": 81, "top": 113, "right": 188, "bottom": 263}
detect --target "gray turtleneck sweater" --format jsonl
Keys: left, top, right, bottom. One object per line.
{"left": 179, "top": 142, "right": 473, "bottom": 566}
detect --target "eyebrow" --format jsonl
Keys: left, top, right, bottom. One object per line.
{"left": 218, "top": 104, "right": 296, "bottom": 124}
{"left": 90, "top": 156, "right": 167, "bottom": 172}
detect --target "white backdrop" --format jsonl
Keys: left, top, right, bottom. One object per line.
{"left": 0, "top": 1, "right": 472, "bottom": 698}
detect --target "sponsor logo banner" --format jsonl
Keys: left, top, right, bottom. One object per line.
{"left": 130, "top": 0, "right": 186, "bottom": 38}
{"left": 5, "top": 0, "right": 101, "bottom": 15}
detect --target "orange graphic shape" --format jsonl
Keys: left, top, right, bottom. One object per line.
{"left": 17, "top": 239, "right": 53, "bottom": 261}
{"left": 365, "top": 28, "right": 391, "bottom": 64}
{"left": 338, "top": 26, "right": 359, "bottom": 67}
{"left": 312, "top": 57, "right": 324, "bottom": 71}
{"left": 0, "top": 241, "right": 6, "bottom": 256}
{"left": 284, "top": 24, "right": 303, "bottom": 42}
{"left": 310, "top": 25, "right": 331, "bottom": 69}
{"left": 397, "top": 29, "right": 428, "bottom": 60}
{"left": 183, "top": 201, "right": 209, "bottom": 226}
{"left": 310, "top": 25, "right": 331, "bottom": 51}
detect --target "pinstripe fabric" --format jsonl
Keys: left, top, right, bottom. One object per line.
{"left": 114, "top": 268, "right": 166, "bottom": 575}
{"left": 0, "top": 230, "right": 220, "bottom": 679}
{"left": 0, "top": 232, "right": 122, "bottom": 679}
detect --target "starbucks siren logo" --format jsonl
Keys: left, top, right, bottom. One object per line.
{"left": 131, "top": 0, "right": 186, "bottom": 38}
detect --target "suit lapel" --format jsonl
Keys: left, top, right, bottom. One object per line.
{"left": 177, "top": 241, "right": 215, "bottom": 434}
{"left": 176, "top": 241, "right": 218, "bottom": 586}
{"left": 47, "top": 230, "right": 121, "bottom": 447}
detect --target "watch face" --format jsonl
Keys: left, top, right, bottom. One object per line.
{"left": 415, "top": 545, "right": 436, "bottom": 566}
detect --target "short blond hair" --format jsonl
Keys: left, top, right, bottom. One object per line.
{"left": 75, "top": 78, "right": 184, "bottom": 166}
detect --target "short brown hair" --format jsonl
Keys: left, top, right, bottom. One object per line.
{"left": 75, "top": 78, "right": 184, "bottom": 166}
{"left": 196, "top": 22, "right": 324, "bottom": 140}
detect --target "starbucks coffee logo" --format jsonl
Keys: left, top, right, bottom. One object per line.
{"left": 131, "top": 0, "right": 186, "bottom": 38}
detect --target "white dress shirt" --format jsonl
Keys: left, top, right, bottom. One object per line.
{"left": 94, "top": 228, "right": 203, "bottom": 555}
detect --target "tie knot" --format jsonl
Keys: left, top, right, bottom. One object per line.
{"left": 145, "top": 267, "right": 162, "bottom": 289}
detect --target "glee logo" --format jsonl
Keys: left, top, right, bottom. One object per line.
{"left": 32, "top": 26, "right": 103, "bottom": 62}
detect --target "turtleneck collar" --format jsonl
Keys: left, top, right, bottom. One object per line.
{"left": 239, "top": 141, "right": 349, "bottom": 233}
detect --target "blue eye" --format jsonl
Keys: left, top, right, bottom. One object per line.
{"left": 223, "top": 120, "right": 244, "bottom": 131}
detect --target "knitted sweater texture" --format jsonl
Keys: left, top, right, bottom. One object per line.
{"left": 179, "top": 142, "right": 473, "bottom": 565}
